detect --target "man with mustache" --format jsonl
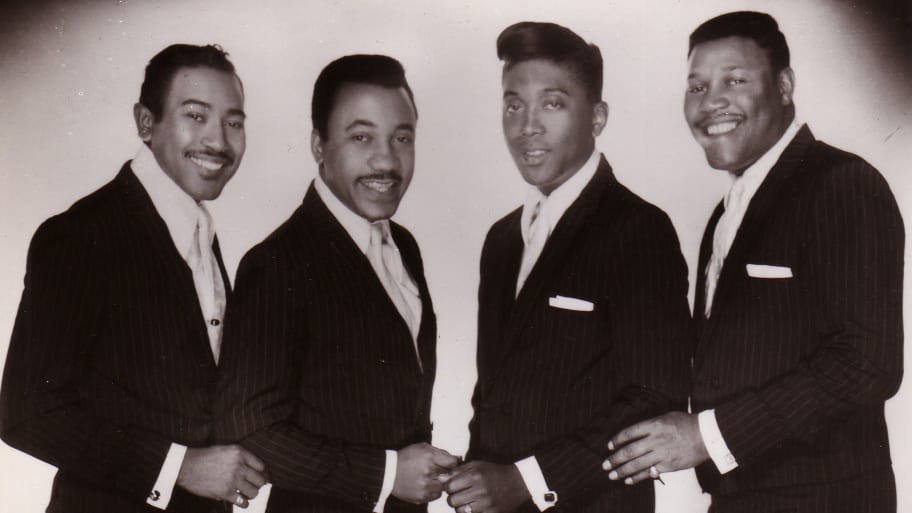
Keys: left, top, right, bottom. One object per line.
{"left": 215, "top": 54, "right": 459, "bottom": 513}
{"left": 0, "top": 44, "right": 267, "bottom": 512}
{"left": 604, "top": 11, "right": 904, "bottom": 512}
{"left": 444, "top": 22, "right": 691, "bottom": 513}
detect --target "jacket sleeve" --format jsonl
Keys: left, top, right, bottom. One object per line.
{"left": 0, "top": 216, "right": 172, "bottom": 502}
{"left": 533, "top": 209, "right": 693, "bottom": 506}
{"left": 713, "top": 158, "right": 904, "bottom": 465}
{"left": 214, "top": 244, "right": 387, "bottom": 509}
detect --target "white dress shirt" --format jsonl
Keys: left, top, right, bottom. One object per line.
{"left": 699, "top": 120, "right": 801, "bottom": 474}
{"left": 132, "top": 144, "right": 224, "bottom": 509}
{"left": 514, "top": 148, "right": 600, "bottom": 511}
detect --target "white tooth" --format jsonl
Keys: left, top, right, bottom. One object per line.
{"left": 190, "top": 156, "right": 224, "bottom": 171}
{"left": 707, "top": 122, "right": 738, "bottom": 135}
{"left": 363, "top": 180, "right": 393, "bottom": 192}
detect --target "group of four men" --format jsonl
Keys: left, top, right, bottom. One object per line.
{"left": 1, "top": 10, "right": 903, "bottom": 513}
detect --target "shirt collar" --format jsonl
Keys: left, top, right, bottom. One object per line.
{"left": 314, "top": 173, "right": 383, "bottom": 254}
{"left": 521, "top": 148, "right": 600, "bottom": 242}
{"left": 726, "top": 119, "right": 802, "bottom": 210}
{"left": 131, "top": 144, "right": 205, "bottom": 261}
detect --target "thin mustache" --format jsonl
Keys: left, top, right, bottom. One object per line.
{"left": 360, "top": 173, "right": 402, "bottom": 182}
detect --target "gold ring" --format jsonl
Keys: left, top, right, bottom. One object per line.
{"left": 649, "top": 465, "right": 660, "bottom": 479}
{"left": 234, "top": 491, "right": 245, "bottom": 506}
{"left": 465, "top": 505, "right": 473, "bottom": 513}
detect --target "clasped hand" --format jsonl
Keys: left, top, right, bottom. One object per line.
{"left": 602, "top": 411, "right": 709, "bottom": 485}
{"left": 442, "top": 461, "right": 529, "bottom": 513}
{"left": 177, "top": 444, "right": 269, "bottom": 508}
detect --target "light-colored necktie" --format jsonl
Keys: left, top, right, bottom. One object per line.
{"left": 704, "top": 181, "right": 746, "bottom": 317}
{"left": 516, "top": 199, "right": 550, "bottom": 297}
{"left": 187, "top": 204, "right": 226, "bottom": 363}
{"left": 366, "top": 222, "right": 423, "bottom": 358}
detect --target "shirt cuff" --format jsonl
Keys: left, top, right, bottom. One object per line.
{"left": 235, "top": 482, "right": 271, "bottom": 513}
{"left": 514, "top": 456, "right": 557, "bottom": 511}
{"left": 374, "top": 449, "right": 398, "bottom": 513}
{"left": 698, "top": 409, "right": 738, "bottom": 474}
{"left": 146, "top": 443, "right": 187, "bottom": 509}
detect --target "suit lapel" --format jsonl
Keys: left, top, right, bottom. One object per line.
{"left": 496, "top": 157, "right": 619, "bottom": 375}
{"left": 118, "top": 164, "right": 218, "bottom": 370}
{"left": 300, "top": 185, "right": 424, "bottom": 372}
{"left": 696, "top": 126, "right": 816, "bottom": 360}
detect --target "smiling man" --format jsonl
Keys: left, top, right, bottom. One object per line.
{"left": 0, "top": 44, "right": 268, "bottom": 513}
{"left": 443, "top": 22, "right": 692, "bottom": 513}
{"left": 215, "top": 54, "right": 459, "bottom": 513}
{"left": 604, "top": 11, "right": 904, "bottom": 513}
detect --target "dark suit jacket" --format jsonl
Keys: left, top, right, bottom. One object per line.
{"left": 468, "top": 157, "right": 692, "bottom": 513}
{"left": 0, "top": 163, "right": 231, "bottom": 513}
{"left": 214, "top": 184, "right": 436, "bottom": 513}
{"left": 692, "top": 126, "right": 904, "bottom": 499}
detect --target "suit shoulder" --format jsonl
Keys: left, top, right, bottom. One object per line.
{"left": 604, "top": 179, "right": 677, "bottom": 232}
{"left": 28, "top": 174, "right": 126, "bottom": 257}
{"left": 485, "top": 206, "right": 523, "bottom": 239}
{"left": 239, "top": 205, "right": 308, "bottom": 268}
{"left": 804, "top": 139, "right": 899, "bottom": 207}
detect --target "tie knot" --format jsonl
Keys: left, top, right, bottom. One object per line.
{"left": 370, "top": 221, "right": 392, "bottom": 247}
{"left": 196, "top": 204, "right": 214, "bottom": 245}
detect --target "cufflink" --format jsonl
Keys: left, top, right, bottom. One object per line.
{"left": 544, "top": 491, "right": 557, "bottom": 503}
{"left": 148, "top": 490, "right": 161, "bottom": 502}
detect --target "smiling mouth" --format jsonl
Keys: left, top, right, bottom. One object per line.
{"left": 518, "top": 148, "right": 549, "bottom": 164}
{"left": 188, "top": 152, "right": 231, "bottom": 172}
{"left": 359, "top": 175, "right": 401, "bottom": 194}
{"left": 706, "top": 121, "right": 739, "bottom": 135}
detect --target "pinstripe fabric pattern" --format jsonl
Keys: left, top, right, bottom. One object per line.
{"left": 214, "top": 184, "right": 435, "bottom": 513}
{"left": 0, "top": 163, "right": 229, "bottom": 513}
{"left": 468, "top": 157, "right": 693, "bottom": 513}
{"left": 692, "top": 126, "right": 904, "bottom": 510}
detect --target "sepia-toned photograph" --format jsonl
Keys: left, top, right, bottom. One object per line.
{"left": 1, "top": 1, "right": 909, "bottom": 512}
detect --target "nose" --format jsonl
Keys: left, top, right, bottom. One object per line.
{"left": 700, "top": 85, "right": 729, "bottom": 113}
{"left": 520, "top": 108, "right": 544, "bottom": 136}
{"left": 368, "top": 140, "right": 399, "bottom": 172}
{"left": 201, "top": 121, "right": 227, "bottom": 151}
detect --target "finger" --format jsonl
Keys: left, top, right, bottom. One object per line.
{"left": 608, "top": 452, "right": 659, "bottom": 481}
{"left": 621, "top": 467, "right": 655, "bottom": 486}
{"left": 242, "top": 466, "right": 269, "bottom": 489}
{"left": 236, "top": 481, "right": 259, "bottom": 501}
{"left": 604, "top": 437, "right": 654, "bottom": 470}
{"left": 447, "top": 487, "right": 483, "bottom": 509}
{"left": 608, "top": 419, "right": 654, "bottom": 451}
{"left": 443, "top": 472, "right": 474, "bottom": 494}
{"left": 233, "top": 494, "right": 249, "bottom": 509}
{"left": 241, "top": 450, "right": 267, "bottom": 473}
{"left": 430, "top": 448, "right": 461, "bottom": 469}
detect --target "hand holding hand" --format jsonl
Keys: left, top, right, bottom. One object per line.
{"left": 177, "top": 444, "right": 268, "bottom": 508}
{"left": 392, "top": 443, "right": 461, "bottom": 504}
{"left": 602, "top": 411, "right": 709, "bottom": 485}
{"left": 443, "top": 461, "right": 529, "bottom": 513}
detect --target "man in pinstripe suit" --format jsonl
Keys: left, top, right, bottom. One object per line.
{"left": 443, "top": 22, "right": 692, "bottom": 513}
{"left": 604, "top": 12, "right": 904, "bottom": 512}
{"left": 214, "top": 54, "right": 459, "bottom": 513}
{"left": 0, "top": 44, "right": 268, "bottom": 512}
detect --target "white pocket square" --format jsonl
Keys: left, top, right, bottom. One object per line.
{"left": 746, "top": 263, "right": 793, "bottom": 278}
{"left": 548, "top": 295, "right": 594, "bottom": 312}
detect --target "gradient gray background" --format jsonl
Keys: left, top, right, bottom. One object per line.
{"left": 1, "top": 1, "right": 909, "bottom": 512}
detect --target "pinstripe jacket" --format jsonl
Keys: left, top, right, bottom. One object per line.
{"left": 692, "top": 125, "right": 904, "bottom": 497}
{"left": 468, "top": 157, "right": 693, "bottom": 513}
{"left": 0, "top": 163, "right": 229, "bottom": 513}
{"left": 214, "top": 184, "right": 435, "bottom": 513}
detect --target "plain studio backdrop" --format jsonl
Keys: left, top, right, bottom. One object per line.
{"left": 1, "top": 0, "right": 909, "bottom": 512}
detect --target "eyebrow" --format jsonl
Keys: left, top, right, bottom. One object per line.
{"left": 688, "top": 64, "right": 746, "bottom": 79}
{"left": 181, "top": 99, "right": 246, "bottom": 118}
{"left": 503, "top": 87, "right": 571, "bottom": 99}
{"left": 345, "top": 119, "right": 414, "bottom": 132}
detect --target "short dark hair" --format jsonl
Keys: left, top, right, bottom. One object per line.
{"left": 311, "top": 54, "right": 417, "bottom": 140}
{"left": 688, "top": 11, "right": 790, "bottom": 74}
{"left": 139, "top": 44, "right": 238, "bottom": 120}
{"left": 496, "top": 21, "right": 603, "bottom": 103}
